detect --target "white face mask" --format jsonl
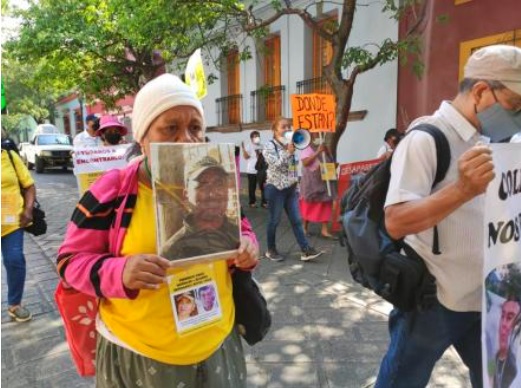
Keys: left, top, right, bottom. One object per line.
{"left": 312, "top": 138, "right": 321, "bottom": 146}
{"left": 252, "top": 137, "right": 260, "bottom": 144}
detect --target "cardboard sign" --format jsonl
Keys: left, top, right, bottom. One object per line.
{"left": 73, "top": 144, "right": 130, "bottom": 195}
{"left": 482, "top": 144, "right": 521, "bottom": 388}
{"left": 320, "top": 163, "right": 337, "bottom": 181}
{"left": 291, "top": 93, "right": 335, "bottom": 132}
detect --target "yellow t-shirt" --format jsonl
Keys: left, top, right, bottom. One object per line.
{"left": 1, "top": 150, "right": 35, "bottom": 237}
{"left": 99, "top": 182, "right": 235, "bottom": 365}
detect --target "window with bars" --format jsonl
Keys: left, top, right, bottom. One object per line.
{"left": 227, "top": 49, "right": 241, "bottom": 124}
{"left": 312, "top": 15, "right": 336, "bottom": 94}
{"left": 263, "top": 35, "right": 282, "bottom": 120}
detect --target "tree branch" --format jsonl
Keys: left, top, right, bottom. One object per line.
{"left": 243, "top": 7, "right": 334, "bottom": 43}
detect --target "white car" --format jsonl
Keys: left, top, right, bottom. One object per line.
{"left": 20, "top": 132, "right": 73, "bottom": 173}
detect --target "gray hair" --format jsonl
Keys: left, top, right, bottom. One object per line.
{"left": 459, "top": 78, "right": 505, "bottom": 93}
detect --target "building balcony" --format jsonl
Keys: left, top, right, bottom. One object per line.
{"left": 250, "top": 85, "right": 286, "bottom": 123}
{"left": 296, "top": 77, "right": 332, "bottom": 95}
{"left": 216, "top": 94, "right": 243, "bottom": 126}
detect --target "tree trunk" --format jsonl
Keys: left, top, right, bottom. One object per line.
{"left": 330, "top": 81, "right": 354, "bottom": 161}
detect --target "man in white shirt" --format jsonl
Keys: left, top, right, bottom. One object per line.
{"left": 375, "top": 45, "right": 521, "bottom": 387}
{"left": 242, "top": 130, "right": 266, "bottom": 208}
{"left": 73, "top": 114, "right": 101, "bottom": 147}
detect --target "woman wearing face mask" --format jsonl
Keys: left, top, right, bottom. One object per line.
{"left": 262, "top": 117, "right": 323, "bottom": 262}
{"left": 57, "top": 74, "right": 259, "bottom": 387}
{"left": 242, "top": 130, "right": 267, "bottom": 208}
{"left": 96, "top": 115, "right": 127, "bottom": 146}
{"left": 299, "top": 133, "right": 337, "bottom": 239}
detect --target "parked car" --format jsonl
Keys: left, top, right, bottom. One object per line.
{"left": 19, "top": 131, "right": 73, "bottom": 173}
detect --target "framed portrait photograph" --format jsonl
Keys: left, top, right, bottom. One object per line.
{"left": 150, "top": 143, "right": 241, "bottom": 266}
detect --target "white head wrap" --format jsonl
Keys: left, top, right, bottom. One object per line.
{"left": 132, "top": 74, "right": 205, "bottom": 142}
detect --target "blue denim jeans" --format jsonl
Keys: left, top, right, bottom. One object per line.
{"left": 1, "top": 228, "right": 27, "bottom": 306}
{"left": 375, "top": 300, "right": 482, "bottom": 388}
{"left": 264, "top": 183, "right": 309, "bottom": 251}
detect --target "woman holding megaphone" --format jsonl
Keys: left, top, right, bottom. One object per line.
{"left": 262, "top": 117, "right": 323, "bottom": 263}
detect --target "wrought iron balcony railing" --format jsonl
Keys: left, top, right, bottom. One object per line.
{"left": 250, "top": 85, "right": 286, "bottom": 123}
{"left": 296, "top": 76, "right": 332, "bottom": 95}
{"left": 216, "top": 94, "right": 243, "bottom": 125}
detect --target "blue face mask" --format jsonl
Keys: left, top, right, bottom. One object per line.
{"left": 477, "top": 103, "right": 521, "bottom": 142}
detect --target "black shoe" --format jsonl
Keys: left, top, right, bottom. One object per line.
{"left": 265, "top": 249, "right": 284, "bottom": 262}
{"left": 301, "top": 247, "right": 323, "bottom": 262}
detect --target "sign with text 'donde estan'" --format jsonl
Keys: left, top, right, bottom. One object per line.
{"left": 291, "top": 93, "right": 336, "bottom": 132}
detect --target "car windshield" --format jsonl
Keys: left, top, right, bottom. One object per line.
{"left": 36, "top": 135, "right": 71, "bottom": 145}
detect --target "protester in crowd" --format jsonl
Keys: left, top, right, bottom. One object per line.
{"left": 57, "top": 74, "right": 259, "bottom": 387}
{"left": 299, "top": 133, "right": 336, "bottom": 239}
{"left": 491, "top": 296, "right": 520, "bottom": 388}
{"left": 1, "top": 129, "right": 36, "bottom": 322}
{"left": 242, "top": 130, "right": 267, "bottom": 208}
{"left": 376, "top": 128, "right": 401, "bottom": 159}
{"left": 160, "top": 156, "right": 240, "bottom": 261}
{"left": 96, "top": 115, "right": 128, "bottom": 146}
{"left": 262, "top": 117, "right": 323, "bottom": 262}
{"left": 73, "top": 114, "right": 101, "bottom": 147}
{"left": 375, "top": 45, "right": 521, "bottom": 387}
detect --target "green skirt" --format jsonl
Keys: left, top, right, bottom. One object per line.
{"left": 95, "top": 328, "right": 247, "bottom": 388}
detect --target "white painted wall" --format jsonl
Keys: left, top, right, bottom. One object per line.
{"left": 201, "top": 1, "right": 398, "bottom": 169}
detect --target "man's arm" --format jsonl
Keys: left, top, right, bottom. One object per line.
{"left": 386, "top": 145, "right": 494, "bottom": 239}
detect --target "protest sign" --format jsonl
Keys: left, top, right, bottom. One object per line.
{"left": 73, "top": 144, "right": 130, "bottom": 195}
{"left": 482, "top": 144, "right": 521, "bottom": 388}
{"left": 167, "top": 264, "right": 222, "bottom": 334}
{"left": 151, "top": 143, "right": 240, "bottom": 266}
{"left": 291, "top": 93, "right": 335, "bottom": 132}
{"left": 320, "top": 162, "right": 337, "bottom": 181}
{"left": 331, "top": 158, "right": 381, "bottom": 232}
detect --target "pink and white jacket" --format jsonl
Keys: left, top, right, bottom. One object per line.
{"left": 57, "top": 161, "right": 258, "bottom": 299}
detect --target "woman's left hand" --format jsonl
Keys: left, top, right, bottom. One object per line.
{"left": 234, "top": 237, "right": 259, "bottom": 269}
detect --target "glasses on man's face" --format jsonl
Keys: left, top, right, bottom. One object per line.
{"left": 491, "top": 88, "right": 521, "bottom": 113}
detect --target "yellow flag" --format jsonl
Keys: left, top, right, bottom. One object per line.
{"left": 185, "top": 49, "right": 207, "bottom": 100}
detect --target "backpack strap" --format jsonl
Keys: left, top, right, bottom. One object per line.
{"left": 410, "top": 124, "right": 451, "bottom": 255}
{"left": 5, "top": 150, "right": 22, "bottom": 186}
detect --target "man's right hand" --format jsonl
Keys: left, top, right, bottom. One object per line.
{"left": 456, "top": 145, "right": 495, "bottom": 201}
{"left": 122, "top": 254, "right": 170, "bottom": 290}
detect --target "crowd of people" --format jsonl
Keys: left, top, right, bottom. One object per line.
{"left": 1, "top": 44, "right": 521, "bottom": 387}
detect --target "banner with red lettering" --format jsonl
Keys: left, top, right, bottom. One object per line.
{"left": 331, "top": 158, "right": 381, "bottom": 232}
{"left": 73, "top": 145, "right": 130, "bottom": 195}
{"left": 483, "top": 143, "right": 521, "bottom": 388}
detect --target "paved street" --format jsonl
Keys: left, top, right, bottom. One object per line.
{"left": 2, "top": 169, "right": 471, "bottom": 387}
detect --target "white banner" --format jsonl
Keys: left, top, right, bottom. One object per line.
{"left": 483, "top": 143, "right": 521, "bottom": 388}
{"left": 73, "top": 144, "right": 130, "bottom": 195}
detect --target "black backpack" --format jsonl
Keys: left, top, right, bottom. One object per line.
{"left": 340, "top": 124, "right": 451, "bottom": 312}
{"left": 1, "top": 137, "right": 20, "bottom": 155}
